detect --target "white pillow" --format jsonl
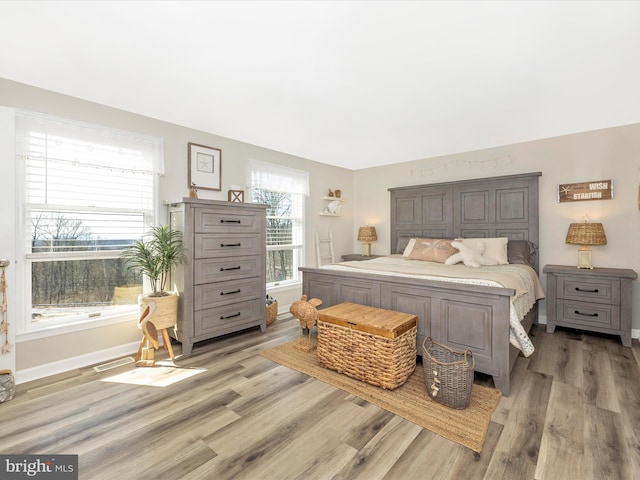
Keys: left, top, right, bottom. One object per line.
{"left": 481, "top": 237, "right": 509, "bottom": 265}
{"left": 402, "top": 238, "right": 417, "bottom": 257}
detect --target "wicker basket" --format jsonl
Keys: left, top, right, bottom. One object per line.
{"left": 138, "top": 293, "right": 178, "bottom": 329}
{"left": 422, "top": 337, "right": 474, "bottom": 409}
{"left": 317, "top": 321, "right": 417, "bottom": 390}
{"left": 0, "top": 369, "right": 15, "bottom": 403}
{"left": 266, "top": 300, "right": 278, "bottom": 326}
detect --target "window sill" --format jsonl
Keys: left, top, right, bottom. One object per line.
{"left": 17, "top": 310, "right": 137, "bottom": 342}
{"left": 267, "top": 281, "right": 302, "bottom": 294}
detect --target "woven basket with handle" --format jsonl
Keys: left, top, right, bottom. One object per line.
{"left": 0, "top": 369, "right": 15, "bottom": 403}
{"left": 422, "top": 337, "right": 474, "bottom": 409}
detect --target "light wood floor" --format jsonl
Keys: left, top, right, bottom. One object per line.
{"left": 2, "top": 315, "right": 639, "bottom": 480}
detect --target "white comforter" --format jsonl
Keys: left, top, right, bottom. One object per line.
{"left": 319, "top": 255, "right": 545, "bottom": 356}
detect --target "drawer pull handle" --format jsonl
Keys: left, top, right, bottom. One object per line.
{"left": 575, "top": 287, "right": 599, "bottom": 293}
{"left": 575, "top": 310, "right": 599, "bottom": 317}
{"left": 220, "top": 289, "right": 241, "bottom": 296}
{"left": 220, "top": 266, "right": 241, "bottom": 271}
{"left": 220, "top": 312, "right": 241, "bottom": 320}
{"left": 220, "top": 219, "right": 241, "bottom": 224}
{"left": 221, "top": 243, "right": 241, "bottom": 247}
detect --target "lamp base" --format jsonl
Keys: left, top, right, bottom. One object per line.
{"left": 577, "top": 246, "right": 593, "bottom": 269}
{"left": 361, "top": 243, "right": 372, "bottom": 256}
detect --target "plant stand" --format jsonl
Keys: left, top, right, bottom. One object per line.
{"left": 135, "top": 300, "right": 176, "bottom": 367}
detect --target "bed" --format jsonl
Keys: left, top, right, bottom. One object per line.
{"left": 300, "top": 172, "right": 543, "bottom": 396}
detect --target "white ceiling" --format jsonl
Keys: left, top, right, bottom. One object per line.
{"left": 1, "top": 1, "right": 640, "bottom": 170}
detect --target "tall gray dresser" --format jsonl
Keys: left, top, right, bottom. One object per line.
{"left": 167, "top": 198, "right": 267, "bottom": 355}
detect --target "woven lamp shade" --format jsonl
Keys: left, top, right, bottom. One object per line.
{"left": 357, "top": 226, "right": 377, "bottom": 242}
{"left": 565, "top": 222, "right": 607, "bottom": 246}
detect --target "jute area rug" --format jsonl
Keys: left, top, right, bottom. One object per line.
{"left": 260, "top": 337, "right": 501, "bottom": 453}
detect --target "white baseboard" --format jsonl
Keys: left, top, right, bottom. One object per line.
{"left": 15, "top": 310, "right": 291, "bottom": 386}
{"left": 15, "top": 341, "right": 139, "bottom": 385}
{"left": 277, "top": 303, "right": 292, "bottom": 317}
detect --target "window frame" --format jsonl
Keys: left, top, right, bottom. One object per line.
{"left": 264, "top": 191, "right": 305, "bottom": 289}
{"left": 251, "top": 187, "right": 305, "bottom": 289}
{"left": 247, "top": 159, "right": 308, "bottom": 290}
{"left": 15, "top": 111, "right": 163, "bottom": 336}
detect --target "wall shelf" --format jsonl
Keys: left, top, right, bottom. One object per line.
{"left": 320, "top": 196, "right": 345, "bottom": 216}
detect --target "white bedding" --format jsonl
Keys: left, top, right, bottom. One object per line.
{"left": 319, "top": 255, "right": 545, "bottom": 356}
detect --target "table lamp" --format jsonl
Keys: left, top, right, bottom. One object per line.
{"left": 565, "top": 221, "right": 607, "bottom": 269}
{"left": 357, "top": 226, "right": 377, "bottom": 256}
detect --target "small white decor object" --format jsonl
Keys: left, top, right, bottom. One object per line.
{"left": 325, "top": 200, "right": 343, "bottom": 215}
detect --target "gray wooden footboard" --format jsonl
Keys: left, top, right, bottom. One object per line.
{"left": 301, "top": 266, "right": 520, "bottom": 396}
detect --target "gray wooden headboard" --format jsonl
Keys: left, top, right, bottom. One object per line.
{"left": 388, "top": 172, "right": 542, "bottom": 271}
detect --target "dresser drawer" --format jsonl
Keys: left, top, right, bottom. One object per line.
{"left": 195, "top": 256, "right": 261, "bottom": 284}
{"left": 557, "top": 276, "right": 620, "bottom": 305}
{"left": 195, "top": 277, "right": 262, "bottom": 311}
{"left": 195, "top": 234, "right": 261, "bottom": 259}
{"left": 195, "top": 298, "right": 262, "bottom": 337}
{"left": 557, "top": 300, "right": 620, "bottom": 330}
{"left": 195, "top": 208, "right": 261, "bottom": 234}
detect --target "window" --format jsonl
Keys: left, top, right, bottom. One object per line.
{"left": 247, "top": 160, "right": 308, "bottom": 287}
{"left": 15, "top": 111, "right": 164, "bottom": 331}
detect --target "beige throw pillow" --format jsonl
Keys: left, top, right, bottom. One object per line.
{"left": 407, "top": 238, "right": 457, "bottom": 263}
{"left": 481, "top": 237, "right": 509, "bottom": 265}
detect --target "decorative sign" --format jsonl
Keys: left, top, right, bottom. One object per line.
{"left": 558, "top": 180, "right": 613, "bottom": 203}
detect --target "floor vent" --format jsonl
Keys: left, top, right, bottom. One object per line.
{"left": 93, "top": 357, "right": 135, "bottom": 373}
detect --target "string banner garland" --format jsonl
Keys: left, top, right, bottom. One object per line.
{"left": 0, "top": 259, "right": 11, "bottom": 354}
{"left": 558, "top": 180, "right": 613, "bottom": 203}
{"left": 411, "top": 154, "right": 515, "bottom": 178}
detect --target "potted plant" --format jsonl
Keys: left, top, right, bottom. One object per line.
{"left": 122, "top": 225, "right": 187, "bottom": 329}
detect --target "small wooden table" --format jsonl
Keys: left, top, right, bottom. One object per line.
{"left": 317, "top": 303, "right": 417, "bottom": 389}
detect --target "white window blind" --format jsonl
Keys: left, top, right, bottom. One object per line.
{"left": 15, "top": 111, "right": 164, "bottom": 329}
{"left": 247, "top": 160, "right": 307, "bottom": 287}
{"left": 16, "top": 112, "right": 163, "bottom": 256}
{"left": 247, "top": 159, "right": 309, "bottom": 196}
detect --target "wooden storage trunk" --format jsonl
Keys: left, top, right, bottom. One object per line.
{"left": 317, "top": 302, "right": 417, "bottom": 389}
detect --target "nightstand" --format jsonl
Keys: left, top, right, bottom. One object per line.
{"left": 341, "top": 254, "right": 381, "bottom": 262}
{"left": 543, "top": 264, "right": 637, "bottom": 347}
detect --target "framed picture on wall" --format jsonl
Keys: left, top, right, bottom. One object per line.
{"left": 188, "top": 142, "right": 221, "bottom": 191}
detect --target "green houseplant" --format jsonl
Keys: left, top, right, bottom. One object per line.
{"left": 122, "top": 225, "right": 186, "bottom": 297}
{"left": 122, "top": 225, "right": 187, "bottom": 329}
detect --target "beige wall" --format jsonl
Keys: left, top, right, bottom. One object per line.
{"left": 0, "top": 78, "right": 354, "bottom": 379}
{"left": 353, "top": 124, "right": 640, "bottom": 331}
